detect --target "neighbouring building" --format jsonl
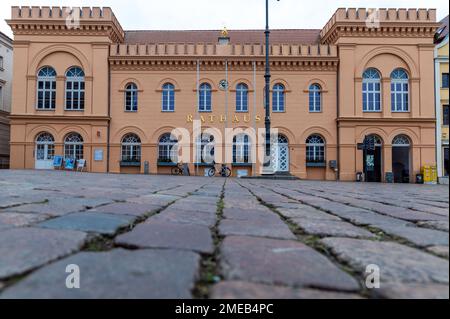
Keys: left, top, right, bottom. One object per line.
{"left": 435, "top": 16, "right": 449, "bottom": 184}
{"left": 6, "top": 7, "right": 441, "bottom": 181}
{"left": 0, "top": 31, "right": 13, "bottom": 168}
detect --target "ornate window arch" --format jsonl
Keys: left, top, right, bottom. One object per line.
{"left": 35, "top": 132, "right": 55, "bottom": 160}
{"left": 125, "top": 83, "right": 138, "bottom": 112}
{"left": 162, "top": 83, "right": 175, "bottom": 112}
{"left": 64, "top": 132, "right": 84, "bottom": 160}
{"left": 236, "top": 83, "right": 249, "bottom": 112}
{"left": 391, "top": 69, "right": 409, "bottom": 112}
{"left": 199, "top": 83, "right": 212, "bottom": 112}
{"left": 306, "top": 135, "right": 326, "bottom": 164}
{"left": 158, "top": 133, "right": 178, "bottom": 163}
{"left": 309, "top": 84, "right": 322, "bottom": 112}
{"left": 272, "top": 83, "right": 285, "bottom": 112}
{"left": 37, "top": 67, "right": 56, "bottom": 110}
{"left": 233, "top": 134, "right": 251, "bottom": 164}
{"left": 121, "top": 134, "right": 141, "bottom": 162}
{"left": 362, "top": 68, "right": 381, "bottom": 112}
{"left": 65, "top": 67, "right": 85, "bottom": 110}
{"left": 392, "top": 135, "right": 411, "bottom": 147}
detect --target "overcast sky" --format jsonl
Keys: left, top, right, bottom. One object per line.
{"left": 1, "top": 0, "right": 448, "bottom": 38}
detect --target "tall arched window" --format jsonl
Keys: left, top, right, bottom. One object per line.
{"left": 64, "top": 133, "right": 84, "bottom": 160}
{"left": 162, "top": 83, "right": 175, "bottom": 112}
{"left": 236, "top": 83, "right": 249, "bottom": 112}
{"left": 391, "top": 69, "right": 409, "bottom": 112}
{"left": 363, "top": 68, "right": 381, "bottom": 112}
{"left": 125, "top": 83, "right": 138, "bottom": 112}
{"left": 35, "top": 132, "right": 55, "bottom": 161}
{"left": 65, "top": 67, "right": 85, "bottom": 110}
{"left": 37, "top": 67, "right": 56, "bottom": 110}
{"left": 196, "top": 133, "right": 215, "bottom": 164}
{"left": 158, "top": 133, "right": 178, "bottom": 163}
{"left": 306, "top": 135, "right": 325, "bottom": 164}
{"left": 233, "top": 134, "right": 251, "bottom": 164}
{"left": 272, "top": 83, "right": 285, "bottom": 112}
{"left": 309, "top": 84, "right": 321, "bottom": 112}
{"left": 199, "top": 83, "right": 212, "bottom": 112}
{"left": 121, "top": 134, "right": 141, "bottom": 162}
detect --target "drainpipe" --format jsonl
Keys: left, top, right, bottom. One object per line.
{"left": 106, "top": 51, "right": 111, "bottom": 173}
{"left": 336, "top": 46, "right": 341, "bottom": 181}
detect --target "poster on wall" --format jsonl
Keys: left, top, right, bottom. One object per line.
{"left": 366, "top": 155, "right": 375, "bottom": 172}
{"left": 94, "top": 149, "right": 103, "bottom": 161}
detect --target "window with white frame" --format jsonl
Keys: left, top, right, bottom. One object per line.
{"left": 162, "top": 83, "right": 175, "bottom": 112}
{"left": 362, "top": 68, "right": 381, "bottom": 112}
{"left": 64, "top": 133, "right": 84, "bottom": 160}
{"left": 121, "top": 134, "right": 141, "bottom": 162}
{"left": 0, "top": 56, "right": 3, "bottom": 69}
{"left": 233, "top": 134, "right": 251, "bottom": 164}
{"left": 306, "top": 135, "right": 325, "bottom": 164}
{"left": 125, "top": 83, "right": 138, "bottom": 112}
{"left": 309, "top": 84, "right": 321, "bottom": 112}
{"left": 158, "top": 133, "right": 178, "bottom": 163}
{"left": 391, "top": 69, "right": 409, "bottom": 112}
{"left": 236, "top": 83, "right": 249, "bottom": 112}
{"left": 196, "top": 134, "right": 215, "bottom": 164}
{"left": 37, "top": 67, "right": 56, "bottom": 110}
{"left": 65, "top": 67, "right": 85, "bottom": 110}
{"left": 199, "top": 83, "right": 212, "bottom": 112}
{"left": 36, "top": 132, "right": 55, "bottom": 160}
{"left": 272, "top": 83, "right": 285, "bottom": 112}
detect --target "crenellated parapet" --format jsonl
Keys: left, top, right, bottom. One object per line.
{"left": 320, "top": 8, "right": 439, "bottom": 44}
{"left": 7, "top": 6, "right": 124, "bottom": 43}
{"left": 109, "top": 42, "right": 338, "bottom": 71}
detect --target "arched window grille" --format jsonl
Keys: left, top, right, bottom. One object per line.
{"left": 36, "top": 132, "right": 55, "bottom": 160}
{"left": 65, "top": 67, "right": 85, "bottom": 110}
{"left": 37, "top": 67, "right": 56, "bottom": 110}
{"left": 309, "top": 84, "right": 322, "bottom": 112}
{"left": 125, "top": 83, "right": 138, "bottom": 112}
{"left": 158, "top": 133, "right": 178, "bottom": 163}
{"left": 306, "top": 135, "right": 326, "bottom": 164}
{"left": 391, "top": 69, "right": 409, "bottom": 112}
{"left": 236, "top": 83, "right": 249, "bottom": 112}
{"left": 363, "top": 68, "right": 381, "bottom": 112}
{"left": 233, "top": 134, "right": 251, "bottom": 163}
{"left": 121, "top": 134, "right": 141, "bottom": 162}
{"left": 162, "top": 83, "right": 175, "bottom": 112}
{"left": 199, "top": 83, "right": 212, "bottom": 112}
{"left": 272, "top": 83, "right": 285, "bottom": 112}
{"left": 64, "top": 133, "right": 84, "bottom": 160}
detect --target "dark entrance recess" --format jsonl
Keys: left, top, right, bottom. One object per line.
{"left": 363, "top": 135, "right": 382, "bottom": 183}
{"left": 392, "top": 135, "right": 411, "bottom": 183}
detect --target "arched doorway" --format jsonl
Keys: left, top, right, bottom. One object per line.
{"left": 35, "top": 132, "right": 55, "bottom": 169}
{"left": 363, "top": 135, "right": 383, "bottom": 182}
{"left": 392, "top": 135, "right": 411, "bottom": 183}
{"left": 272, "top": 134, "right": 289, "bottom": 173}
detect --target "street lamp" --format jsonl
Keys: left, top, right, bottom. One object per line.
{"left": 263, "top": 0, "right": 279, "bottom": 174}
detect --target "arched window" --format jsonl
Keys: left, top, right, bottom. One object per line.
{"left": 272, "top": 83, "right": 285, "bottom": 112}
{"left": 363, "top": 68, "right": 381, "bottom": 112}
{"left": 233, "top": 134, "right": 251, "bottom": 164}
{"left": 37, "top": 67, "right": 56, "bottom": 110}
{"left": 158, "top": 133, "right": 178, "bottom": 163}
{"left": 236, "top": 83, "right": 249, "bottom": 112}
{"left": 162, "top": 83, "right": 175, "bottom": 112}
{"left": 392, "top": 135, "right": 411, "bottom": 147}
{"left": 199, "top": 83, "right": 212, "bottom": 112}
{"left": 121, "top": 134, "right": 141, "bottom": 162}
{"left": 306, "top": 135, "right": 325, "bottom": 164}
{"left": 65, "top": 67, "right": 85, "bottom": 110}
{"left": 391, "top": 69, "right": 409, "bottom": 112}
{"left": 35, "top": 132, "right": 55, "bottom": 160}
{"left": 309, "top": 84, "right": 322, "bottom": 112}
{"left": 125, "top": 83, "right": 138, "bottom": 112}
{"left": 64, "top": 133, "right": 84, "bottom": 160}
{"left": 196, "top": 133, "right": 215, "bottom": 164}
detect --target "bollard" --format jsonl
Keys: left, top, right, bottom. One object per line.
{"left": 144, "top": 161, "right": 149, "bottom": 175}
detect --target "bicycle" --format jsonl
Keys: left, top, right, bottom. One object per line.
{"left": 171, "top": 163, "right": 184, "bottom": 176}
{"left": 207, "top": 163, "right": 232, "bottom": 178}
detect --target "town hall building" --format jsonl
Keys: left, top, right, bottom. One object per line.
{"left": 6, "top": 6, "right": 440, "bottom": 181}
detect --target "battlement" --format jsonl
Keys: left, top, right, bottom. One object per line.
{"left": 8, "top": 6, "right": 124, "bottom": 42}
{"left": 321, "top": 8, "right": 438, "bottom": 42}
{"left": 110, "top": 43, "right": 338, "bottom": 58}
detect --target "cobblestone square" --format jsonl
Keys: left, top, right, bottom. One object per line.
{"left": 0, "top": 170, "right": 448, "bottom": 299}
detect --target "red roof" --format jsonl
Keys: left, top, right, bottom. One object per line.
{"left": 124, "top": 29, "right": 321, "bottom": 44}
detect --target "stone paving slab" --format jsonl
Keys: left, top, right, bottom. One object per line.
{"left": 89, "top": 202, "right": 162, "bottom": 217}
{"left": 0, "top": 249, "right": 200, "bottom": 299}
{"left": 37, "top": 212, "right": 137, "bottom": 236}
{"left": 277, "top": 207, "right": 342, "bottom": 221}
{"left": 220, "top": 236, "right": 360, "bottom": 292}
{"left": 374, "top": 283, "right": 449, "bottom": 299}
{"left": 0, "top": 213, "right": 50, "bottom": 228}
{"left": 291, "top": 219, "right": 377, "bottom": 239}
{"left": 169, "top": 202, "right": 217, "bottom": 214}
{"left": 418, "top": 221, "right": 450, "bottom": 232}
{"left": 374, "top": 224, "right": 449, "bottom": 248}
{"left": 427, "top": 246, "right": 449, "bottom": 258}
{"left": 116, "top": 220, "right": 214, "bottom": 254}
{"left": 321, "top": 238, "right": 449, "bottom": 285}
{"left": 0, "top": 227, "right": 87, "bottom": 280}
{"left": 222, "top": 208, "right": 281, "bottom": 221}
{"left": 152, "top": 210, "right": 217, "bottom": 228}
{"left": 219, "top": 219, "right": 296, "bottom": 240}
{"left": 126, "top": 194, "right": 181, "bottom": 206}
{"left": 211, "top": 281, "right": 363, "bottom": 299}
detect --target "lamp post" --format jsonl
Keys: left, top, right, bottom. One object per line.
{"left": 263, "top": 0, "right": 279, "bottom": 174}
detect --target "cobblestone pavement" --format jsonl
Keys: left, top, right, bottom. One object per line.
{"left": 0, "top": 170, "right": 448, "bottom": 299}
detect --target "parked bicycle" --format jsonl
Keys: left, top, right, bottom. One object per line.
{"left": 207, "top": 163, "right": 232, "bottom": 178}
{"left": 171, "top": 163, "right": 184, "bottom": 176}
